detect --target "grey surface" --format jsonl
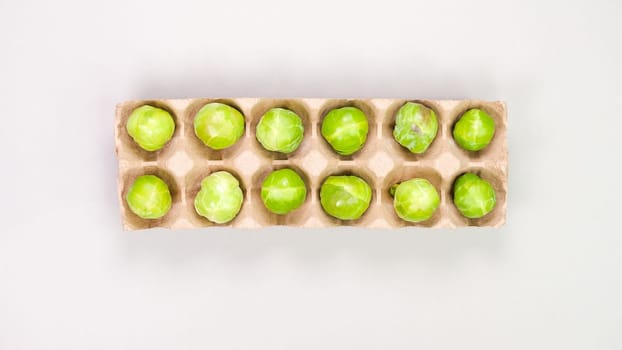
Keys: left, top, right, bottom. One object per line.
{"left": 0, "top": 0, "right": 620, "bottom": 349}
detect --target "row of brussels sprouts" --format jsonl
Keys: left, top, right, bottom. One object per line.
{"left": 126, "top": 101, "right": 496, "bottom": 156}
{"left": 126, "top": 169, "right": 496, "bottom": 224}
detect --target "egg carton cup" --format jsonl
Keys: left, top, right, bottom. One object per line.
{"left": 115, "top": 98, "right": 507, "bottom": 230}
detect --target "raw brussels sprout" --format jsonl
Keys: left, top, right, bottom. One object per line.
{"left": 194, "top": 171, "right": 243, "bottom": 224}
{"left": 390, "top": 178, "right": 440, "bottom": 222}
{"left": 261, "top": 168, "right": 307, "bottom": 214}
{"left": 453, "top": 173, "right": 496, "bottom": 219}
{"left": 194, "top": 103, "right": 245, "bottom": 150}
{"left": 126, "top": 175, "right": 172, "bottom": 219}
{"left": 393, "top": 102, "right": 438, "bottom": 154}
{"left": 320, "top": 175, "right": 372, "bottom": 220}
{"left": 321, "top": 106, "right": 368, "bottom": 156}
{"left": 453, "top": 108, "right": 496, "bottom": 151}
{"left": 255, "top": 108, "right": 304, "bottom": 154}
{"left": 126, "top": 105, "right": 175, "bottom": 151}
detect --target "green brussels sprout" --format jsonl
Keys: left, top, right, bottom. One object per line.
{"left": 393, "top": 102, "right": 438, "bottom": 154}
{"left": 261, "top": 168, "right": 307, "bottom": 214}
{"left": 453, "top": 108, "right": 496, "bottom": 151}
{"left": 453, "top": 173, "right": 496, "bottom": 219}
{"left": 126, "top": 175, "right": 172, "bottom": 219}
{"left": 194, "top": 171, "right": 244, "bottom": 224}
{"left": 126, "top": 105, "right": 175, "bottom": 151}
{"left": 320, "top": 175, "right": 372, "bottom": 220}
{"left": 390, "top": 178, "right": 440, "bottom": 223}
{"left": 255, "top": 108, "right": 304, "bottom": 153}
{"left": 321, "top": 106, "right": 368, "bottom": 156}
{"left": 194, "top": 102, "right": 245, "bottom": 150}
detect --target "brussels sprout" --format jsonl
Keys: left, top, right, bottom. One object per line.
{"left": 261, "top": 168, "right": 307, "bottom": 214}
{"left": 321, "top": 106, "right": 368, "bottom": 156}
{"left": 393, "top": 102, "right": 438, "bottom": 154}
{"left": 320, "top": 175, "right": 372, "bottom": 220}
{"left": 255, "top": 108, "right": 304, "bottom": 154}
{"left": 390, "top": 178, "right": 440, "bottom": 223}
{"left": 453, "top": 173, "right": 496, "bottom": 219}
{"left": 126, "top": 105, "right": 175, "bottom": 151}
{"left": 194, "top": 103, "right": 245, "bottom": 150}
{"left": 126, "top": 175, "right": 172, "bottom": 219}
{"left": 453, "top": 108, "right": 496, "bottom": 151}
{"left": 194, "top": 171, "right": 243, "bottom": 224}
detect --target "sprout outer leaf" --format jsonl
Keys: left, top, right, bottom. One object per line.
{"left": 194, "top": 103, "right": 245, "bottom": 150}
{"left": 260, "top": 168, "right": 307, "bottom": 214}
{"left": 320, "top": 175, "right": 372, "bottom": 220}
{"left": 392, "top": 178, "right": 440, "bottom": 222}
{"left": 452, "top": 108, "right": 496, "bottom": 151}
{"left": 392, "top": 102, "right": 438, "bottom": 154}
{"left": 256, "top": 108, "right": 304, "bottom": 154}
{"left": 126, "top": 105, "right": 175, "bottom": 151}
{"left": 321, "top": 107, "right": 369, "bottom": 156}
{"left": 126, "top": 175, "right": 172, "bottom": 219}
{"left": 194, "top": 171, "right": 244, "bottom": 224}
{"left": 452, "top": 173, "right": 496, "bottom": 219}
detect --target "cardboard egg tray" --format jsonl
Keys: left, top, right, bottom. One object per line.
{"left": 115, "top": 98, "right": 507, "bottom": 230}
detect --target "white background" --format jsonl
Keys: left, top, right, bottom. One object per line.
{"left": 1, "top": 0, "right": 621, "bottom": 349}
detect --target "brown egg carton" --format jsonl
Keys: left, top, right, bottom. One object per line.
{"left": 115, "top": 98, "right": 507, "bottom": 230}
